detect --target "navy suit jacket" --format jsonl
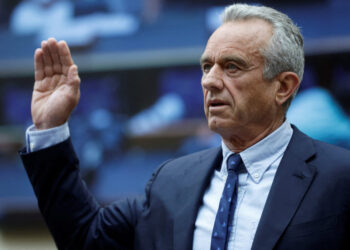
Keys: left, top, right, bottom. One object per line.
{"left": 20, "top": 127, "right": 350, "bottom": 250}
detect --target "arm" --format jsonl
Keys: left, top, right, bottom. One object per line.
{"left": 20, "top": 38, "right": 139, "bottom": 249}
{"left": 25, "top": 122, "right": 69, "bottom": 153}
{"left": 20, "top": 139, "right": 138, "bottom": 250}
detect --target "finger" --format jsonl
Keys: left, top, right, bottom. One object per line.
{"left": 67, "top": 64, "right": 80, "bottom": 87}
{"left": 58, "top": 40, "right": 74, "bottom": 75}
{"left": 34, "top": 48, "right": 45, "bottom": 81}
{"left": 41, "top": 40, "right": 54, "bottom": 77}
{"left": 47, "top": 38, "right": 62, "bottom": 74}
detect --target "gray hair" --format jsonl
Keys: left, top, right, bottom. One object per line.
{"left": 222, "top": 4, "right": 304, "bottom": 106}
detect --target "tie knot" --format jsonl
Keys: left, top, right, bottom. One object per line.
{"left": 226, "top": 154, "right": 242, "bottom": 173}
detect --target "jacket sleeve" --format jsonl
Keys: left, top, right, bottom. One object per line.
{"left": 19, "top": 138, "right": 143, "bottom": 250}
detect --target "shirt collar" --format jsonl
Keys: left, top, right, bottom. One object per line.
{"left": 221, "top": 120, "right": 293, "bottom": 183}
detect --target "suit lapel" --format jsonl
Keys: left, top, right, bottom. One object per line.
{"left": 251, "top": 127, "right": 317, "bottom": 250}
{"left": 173, "top": 147, "right": 222, "bottom": 250}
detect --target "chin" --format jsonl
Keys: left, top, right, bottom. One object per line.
{"left": 207, "top": 117, "right": 241, "bottom": 139}
{"left": 207, "top": 118, "right": 226, "bottom": 133}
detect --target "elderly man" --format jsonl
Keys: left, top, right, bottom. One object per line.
{"left": 20, "top": 3, "right": 350, "bottom": 250}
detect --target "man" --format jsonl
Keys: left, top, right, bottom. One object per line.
{"left": 20, "top": 3, "right": 350, "bottom": 250}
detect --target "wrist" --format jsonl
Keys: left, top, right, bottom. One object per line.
{"left": 34, "top": 121, "right": 67, "bottom": 130}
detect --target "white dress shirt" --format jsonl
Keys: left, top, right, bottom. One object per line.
{"left": 193, "top": 121, "right": 293, "bottom": 250}
{"left": 26, "top": 121, "right": 293, "bottom": 250}
{"left": 25, "top": 123, "right": 70, "bottom": 152}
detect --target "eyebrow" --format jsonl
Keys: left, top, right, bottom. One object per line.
{"left": 199, "top": 55, "right": 211, "bottom": 65}
{"left": 221, "top": 56, "right": 249, "bottom": 68}
{"left": 200, "top": 55, "right": 249, "bottom": 69}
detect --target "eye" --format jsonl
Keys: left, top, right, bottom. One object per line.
{"left": 201, "top": 63, "right": 212, "bottom": 73}
{"left": 226, "top": 63, "right": 238, "bottom": 72}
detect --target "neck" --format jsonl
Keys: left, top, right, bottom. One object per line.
{"left": 222, "top": 117, "right": 285, "bottom": 153}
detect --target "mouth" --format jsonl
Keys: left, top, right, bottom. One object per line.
{"left": 207, "top": 100, "right": 229, "bottom": 113}
{"left": 208, "top": 100, "right": 228, "bottom": 108}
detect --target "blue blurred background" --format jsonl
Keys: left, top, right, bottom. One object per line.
{"left": 1, "top": 0, "right": 350, "bottom": 248}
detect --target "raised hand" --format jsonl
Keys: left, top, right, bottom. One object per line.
{"left": 31, "top": 38, "right": 81, "bottom": 130}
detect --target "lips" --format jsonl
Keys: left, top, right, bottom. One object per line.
{"left": 208, "top": 99, "right": 228, "bottom": 107}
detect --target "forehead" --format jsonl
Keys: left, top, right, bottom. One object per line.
{"left": 202, "top": 19, "right": 273, "bottom": 62}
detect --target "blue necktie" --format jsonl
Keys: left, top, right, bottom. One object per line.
{"left": 210, "top": 154, "right": 243, "bottom": 250}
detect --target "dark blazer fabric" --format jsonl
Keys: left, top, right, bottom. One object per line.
{"left": 20, "top": 127, "right": 350, "bottom": 250}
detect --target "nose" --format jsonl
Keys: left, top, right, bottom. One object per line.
{"left": 201, "top": 65, "right": 224, "bottom": 91}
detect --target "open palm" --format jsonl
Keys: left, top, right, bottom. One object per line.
{"left": 32, "top": 38, "right": 81, "bottom": 130}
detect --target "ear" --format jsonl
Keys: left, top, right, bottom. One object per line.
{"left": 275, "top": 72, "right": 300, "bottom": 106}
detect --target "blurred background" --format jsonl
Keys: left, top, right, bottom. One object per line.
{"left": 1, "top": 0, "right": 350, "bottom": 249}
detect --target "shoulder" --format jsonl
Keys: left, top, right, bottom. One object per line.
{"left": 311, "top": 139, "right": 350, "bottom": 173}
{"left": 291, "top": 125, "right": 350, "bottom": 163}
{"left": 289, "top": 126, "right": 350, "bottom": 176}
{"left": 312, "top": 139, "right": 350, "bottom": 160}
{"left": 153, "top": 147, "right": 221, "bottom": 178}
{"left": 149, "top": 146, "right": 221, "bottom": 182}
{"left": 165, "top": 147, "right": 221, "bottom": 167}
{"left": 142, "top": 146, "right": 221, "bottom": 204}
{"left": 307, "top": 139, "right": 350, "bottom": 202}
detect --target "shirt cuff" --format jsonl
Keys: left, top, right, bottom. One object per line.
{"left": 26, "top": 122, "right": 70, "bottom": 153}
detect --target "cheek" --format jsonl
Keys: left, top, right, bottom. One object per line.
{"left": 226, "top": 83, "right": 259, "bottom": 116}
{"left": 202, "top": 88, "right": 208, "bottom": 103}
{"left": 225, "top": 83, "right": 240, "bottom": 105}
{"left": 202, "top": 89, "right": 209, "bottom": 115}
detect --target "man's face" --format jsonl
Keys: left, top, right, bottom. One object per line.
{"left": 200, "top": 19, "right": 280, "bottom": 139}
